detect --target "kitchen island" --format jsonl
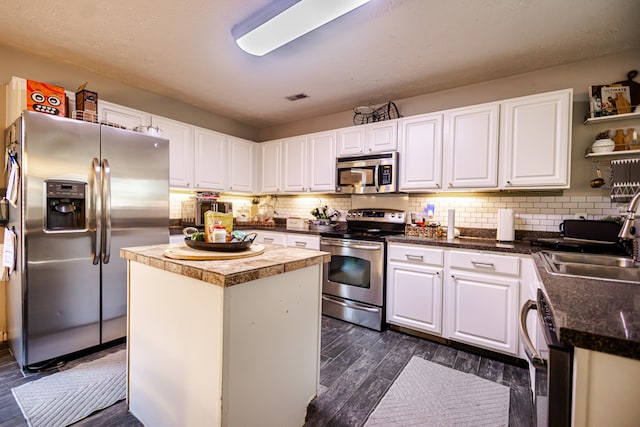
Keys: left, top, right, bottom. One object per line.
{"left": 120, "top": 243, "right": 330, "bottom": 427}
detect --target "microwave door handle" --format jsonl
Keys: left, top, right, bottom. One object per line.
{"left": 374, "top": 163, "right": 380, "bottom": 191}
{"left": 519, "top": 299, "right": 546, "bottom": 368}
{"left": 91, "top": 158, "right": 102, "bottom": 265}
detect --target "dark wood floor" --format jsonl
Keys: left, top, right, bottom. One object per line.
{"left": 0, "top": 316, "right": 533, "bottom": 426}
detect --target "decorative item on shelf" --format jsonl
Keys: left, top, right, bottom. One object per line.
{"left": 624, "top": 128, "right": 638, "bottom": 150}
{"left": 353, "top": 101, "right": 401, "bottom": 125}
{"left": 586, "top": 70, "right": 638, "bottom": 120}
{"left": 590, "top": 130, "right": 615, "bottom": 153}
{"left": 26, "top": 79, "right": 66, "bottom": 117}
{"left": 613, "top": 129, "right": 627, "bottom": 151}
{"left": 309, "top": 205, "right": 339, "bottom": 231}
{"left": 589, "top": 167, "right": 606, "bottom": 188}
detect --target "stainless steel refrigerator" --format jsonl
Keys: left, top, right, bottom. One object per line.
{"left": 5, "top": 110, "right": 169, "bottom": 369}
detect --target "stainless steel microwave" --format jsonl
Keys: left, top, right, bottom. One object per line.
{"left": 181, "top": 199, "right": 233, "bottom": 226}
{"left": 335, "top": 151, "right": 398, "bottom": 194}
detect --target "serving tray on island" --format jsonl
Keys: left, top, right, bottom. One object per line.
{"left": 163, "top": 243, "right": 265, "bottom": 261}
{"left": 184, "top": 233, "right": 256, "bottom": 252}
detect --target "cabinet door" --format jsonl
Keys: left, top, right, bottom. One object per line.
{"left": 307, "top": 131, "right": 336, "bottom": 192}
{"left": 282, "top": 136, "right": 307, "bottom": 192}
{"left": 387, "top": 261, "right": 443, "bottom": 335}
{"left": 445, "top": 271, "right": 519, "bottom": 355}
{"left": 398, "top": 113, "right": 443, "bottom": 191}
{"left": 444, "top": 103, "right": 499, "bottom": 189}
{"left": 194, "top": 128, "right": 227, "bottom": 191}
{"left": 366, "top": 120, "right": 398, "bottom": 152}
{"left": 99, "top": 100, "right": 151, "bottom": 130}
{"left": 228, "top": 137, "right": 256, "bottom": 193}
{"left": 337, "top": 126, "right": 365, "bottom": 155}
{"left": 153, "top": 116, "right": 194, "bottom": 188}
{"left": 260, "top": 140, "right": 282, "bottom": 193}
{"left": 500, "top": 89, "right": 572, "bottom": 188}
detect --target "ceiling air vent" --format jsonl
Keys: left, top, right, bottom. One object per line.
{"left": 285, "top": 93, "right": 309, "bottom": 101}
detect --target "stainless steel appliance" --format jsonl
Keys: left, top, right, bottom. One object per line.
{"left": 335, "top": 151, "right": 398, "bottom": 194}
{"left": 520, "top": 289, "right": 572, "bottom": 427}
{"left": 181, "top": 198, "right": 233, "bottom": 226}
{"left": 530, "top": 219, "right": 627, "bottom": 255}
{"left": 320, "top": 208, "right": 406, "bottom": 330}
{"left": 5, "top": 111, "right": 169, "bottom": 369}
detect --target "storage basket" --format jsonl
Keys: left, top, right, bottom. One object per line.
{"left": 404, "top": 225, "right": 442, "bottom": 239}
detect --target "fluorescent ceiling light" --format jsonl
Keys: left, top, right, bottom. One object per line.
{"left": 232, "top": 0, "right": 372, "bottom": 56}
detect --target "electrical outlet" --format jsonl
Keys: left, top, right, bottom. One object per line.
{"left": 574, "top": 212, "right": 587, "bottom": 220}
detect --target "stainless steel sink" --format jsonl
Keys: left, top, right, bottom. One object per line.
{"left": 540, "top": 251, "right": 640, "bottom": 284}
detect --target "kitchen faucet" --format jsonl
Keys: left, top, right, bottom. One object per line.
{"left": 618, "top": 192, "right": 640, "bottom": 261}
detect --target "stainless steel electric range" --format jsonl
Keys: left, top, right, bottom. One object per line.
{"left": 320, "top": 208, "right": 406, "bottom": 331}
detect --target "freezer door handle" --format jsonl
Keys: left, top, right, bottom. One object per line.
{"left": 102, "top": 158, "right": 112, "bottom": 264}
{"left": 91, "top": 158, "right": 102, "bottom": 265}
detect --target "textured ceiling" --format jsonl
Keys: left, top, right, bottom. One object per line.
{"left": 0, "top": 0, "right": 638, "bottom": 129}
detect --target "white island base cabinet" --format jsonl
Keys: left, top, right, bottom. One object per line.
{"left": 127, "top": 262, "right": 322, "bottom": 427}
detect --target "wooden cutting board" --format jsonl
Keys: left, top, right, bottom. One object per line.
{"left": 163, "top": 244, "right": 265, "bottom": 260}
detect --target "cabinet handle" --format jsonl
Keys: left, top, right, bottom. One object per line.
{"left": 264, "top": 238, "right": 274, "bottom": 243}
{"left": 295, "top": 241, "right": 307, "bottom": 247}
{"left": 405, "top": 254, "right": 424, "bottom": 261}
{"left": 436, "top": 183, "right": 440, "bottom": 188}
{"left": 471, "top": 260, "right": 495, "bottom": 268}
{"left": 448, "top": 182, "right": 453, "bottom": 188}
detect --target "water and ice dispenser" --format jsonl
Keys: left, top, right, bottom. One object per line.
{"left": 45, "top": 180, "right": 86, "bottom": 231}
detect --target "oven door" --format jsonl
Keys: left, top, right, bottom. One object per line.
{"left": 320, "top": 238, "right": 384, "bottom": 306}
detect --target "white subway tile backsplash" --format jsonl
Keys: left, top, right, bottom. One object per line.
{"left": 169, "top": 191, "right": 623, "bottom": 232}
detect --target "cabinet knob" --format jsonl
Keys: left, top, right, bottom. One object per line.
{"left": 436, "top": 183, "right": 440, "bottom": 188}
{"left": 506, "top": 180, "right": 512, "bottom": 185}
{"left": 448, "top": 182, "right": 453, "bottom": 188}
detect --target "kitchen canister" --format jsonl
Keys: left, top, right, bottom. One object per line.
{"left": 497, "top": 208, "right": 515, "bottom": 242}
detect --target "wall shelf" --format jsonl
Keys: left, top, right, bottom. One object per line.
{"left": 585, "top": 148, "right": 640, "bottom": 159}
{"left": 584, "top": 110, "right": 640, "bottom": 125}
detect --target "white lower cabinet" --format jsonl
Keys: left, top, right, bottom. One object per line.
{"left": 386, "top": 244, "right": 444, "bottom": 335}
{"left": 285, "top": 234, "right": 320, "bottom": 250}
{"left": 387, "top": 243, "right": 522, "bottom": 357}
{"left": 248, "top": 230, "right": 319, "bottom": 250}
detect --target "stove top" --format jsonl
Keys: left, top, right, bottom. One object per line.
{"left": 320, "top": 208, "right": 406, "bottom": 242}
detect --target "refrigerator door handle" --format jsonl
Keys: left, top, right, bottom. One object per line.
{"left": 102, "top": 158, "right": 112, "bottom": 264}
{"left": 91, "top": 158, "right": 102, "bottom": 265}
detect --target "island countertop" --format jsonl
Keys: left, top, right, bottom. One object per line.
{"left": 120, "top": 243, "right": 330, "bottom": 287}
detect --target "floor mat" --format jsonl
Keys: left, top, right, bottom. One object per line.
{"left": 12, "top": 350, "right": 126, "bottom": 427}
{"left": 364, "top": 355, "right": 510, "bottom": 426}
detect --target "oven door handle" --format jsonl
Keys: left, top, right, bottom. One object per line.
{"left": 321, "top": 240, "right": 382, "bottom": 250}
{"left": 519, "top": 299, "right": 546, "bottom": 368}
{"left": 322, "top": 295, "right": 380, "bottom": 313}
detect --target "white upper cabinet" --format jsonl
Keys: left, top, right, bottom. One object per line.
{"left": 443, "top": 102, "right": 500, "bottom": 189}
{"left": 500, "top": 89, "right": 572, "bottom": 189}
{"left": 260, "top": 140, "right": 282, "bottom": 193}
{"left": 306, "top": 130, "right": 337, "bottom": 192}
{"left": 282, "top": 135, "right": 307, "bottom": 192}
{"left": 279, "top": 131, "right": 336, "bottom": 194}
{"left": 153, "top": 115, "right": 195, "bottom": 188}
{"left": 193, "top": 128, "right": 227, "bottom": 191}
{"left": 99, "top": 100, "right": 151, "bottom": 130}
{"left": 337, "top": 120, "right": 398, "bottom": 155}
{"left": 228, "top": 136, "right": 257, "bottom": 193}
{"left": 398, "top": 113, "right": 444, "bottom": 191}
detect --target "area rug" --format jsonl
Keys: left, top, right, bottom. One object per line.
{"left": 364, "top": 356, "right": 509, "bottom": 426}
{"left": 12, "top": 350, "right": 126, "bottom": 427}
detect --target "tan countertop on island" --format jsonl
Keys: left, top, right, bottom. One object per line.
{"left": 120, "top": 243, "right": 330, "bottom": 287}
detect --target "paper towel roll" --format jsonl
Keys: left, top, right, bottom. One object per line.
{"left": 497, "top": 208, "right": 515, "bottom": 242}
{"left": 447, "top": 209, "right": 455, "bottom": 241}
